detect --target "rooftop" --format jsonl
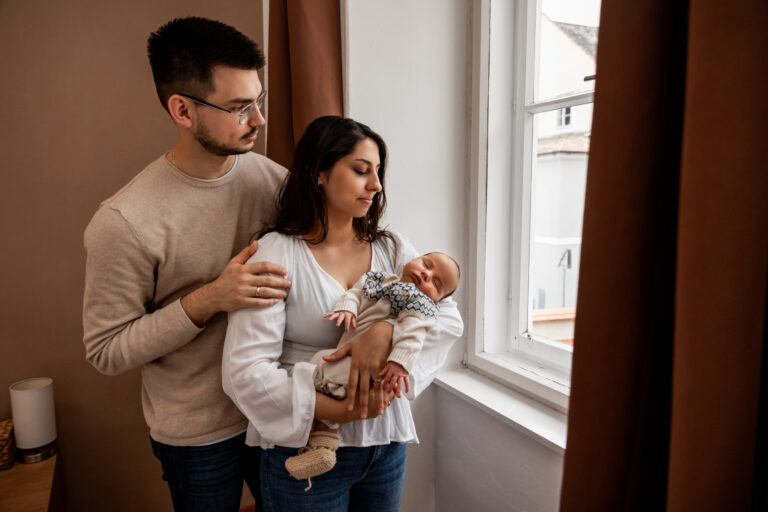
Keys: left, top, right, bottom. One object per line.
{"left": 537, "top": 132, "right": 590, "bottom": 155}
{"left": 549, "top": 17, "right": 598, "bottom": 59}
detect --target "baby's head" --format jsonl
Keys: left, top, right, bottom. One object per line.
{"left": 401, "top": 252, "right": 460, "bottom": 303}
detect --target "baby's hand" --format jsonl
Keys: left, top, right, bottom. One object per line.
{"left": 323, "top": 310, "right": 358, "bottom": 332}
{"left": 379, "top": 362, "right": 410, "bottom": 398}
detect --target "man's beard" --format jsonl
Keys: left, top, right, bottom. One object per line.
{"left": 194, "top": 123, "right": 257, "bottom": 156}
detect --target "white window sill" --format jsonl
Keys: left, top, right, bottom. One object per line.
{"left": 467, "top": 350, "right": 571, "bottom": 413}
{"left": 434, "top": 367, "right": 568, "bottom": 454}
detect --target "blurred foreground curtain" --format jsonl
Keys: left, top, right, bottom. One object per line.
{"left": 560, "top": 1, "right": 768, "bottom": 511}
{"left": 266, "top": 0, "right": 343, "bottom": 168}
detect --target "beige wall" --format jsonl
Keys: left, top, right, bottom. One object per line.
{"left": 0, "top": 2, "right": 263, "bottom": 509}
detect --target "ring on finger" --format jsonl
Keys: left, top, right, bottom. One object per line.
{"left": 373, "top": 378, "right": 383, "bottom": 384}
{"left": 255, "top": 286, "right": 261, "bottom": 297}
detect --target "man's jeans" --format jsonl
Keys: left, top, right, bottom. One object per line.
{"left": 260, "top": 442, "right": 406, "bottom": 512}
{"left": 150, "top": 432, "right": 261, "bottom": 512}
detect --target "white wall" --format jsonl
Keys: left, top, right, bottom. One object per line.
{"left": 344, "top": 2, "right": 471, "bottom": 509}
{"left": 435, "top": 390, "right": 564, "bottom": 512}
{"left": 345, "top": 1, "right": 565, "bottom": 511}
{"left": 344, "top": 0, "right": 469, "bottom": 266}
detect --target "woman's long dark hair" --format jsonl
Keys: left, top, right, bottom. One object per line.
{"left": 269, "top": 116, "right": 392, "bottom": 245}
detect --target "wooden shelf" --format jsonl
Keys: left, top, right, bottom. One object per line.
{"left": 0, "top": 455, "right": 57, "bottom": 512}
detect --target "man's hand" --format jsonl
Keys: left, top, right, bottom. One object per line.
{"left": 322, "top": 321, "right": 393, "bottom": 418}
{"left": 180, "top": 241, "right": 291, "bottom": 326}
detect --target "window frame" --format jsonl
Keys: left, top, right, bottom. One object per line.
{"left": 466, "top": 0, "right": 595, "bottom": 413}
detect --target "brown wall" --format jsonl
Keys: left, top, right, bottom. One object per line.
{"left": 0, "top": 2, "right": 263, "bottom": 509}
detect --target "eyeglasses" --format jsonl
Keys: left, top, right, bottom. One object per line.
{"left": 178, "top": 90, "right": 267, "bottom": 125}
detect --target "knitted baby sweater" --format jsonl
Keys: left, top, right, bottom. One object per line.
{"left": 333, "top": 271, "right": 439, "bottom": 373}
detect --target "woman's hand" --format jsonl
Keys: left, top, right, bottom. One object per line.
{"left": 339, "top": 388, "right": 396, "bottom": 423}
{"left": 349, "top": 387, "right": 396, "bottom": 421}
{"left": 315, "top": 388, "right": 396, "bottom": 425}
{"left": 322, "top": 321, "right": 393, "bottom": 418}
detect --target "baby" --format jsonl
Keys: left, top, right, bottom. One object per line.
{"left": 285, "top": 252, "right": 460, "bottom": 485}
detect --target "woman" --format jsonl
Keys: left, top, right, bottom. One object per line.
{"left": 222, "top": 116, "right": 463, "bottom": 511}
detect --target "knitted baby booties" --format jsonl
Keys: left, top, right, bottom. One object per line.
{"left": 285, "top": 430, "right": 340, "bottom": 483}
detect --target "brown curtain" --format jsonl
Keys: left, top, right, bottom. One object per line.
{"left": 266, "top": 0, "right": 344, "bottom": 168}
{"left": 560, "top": 1, "right": 768, "bottom": 511}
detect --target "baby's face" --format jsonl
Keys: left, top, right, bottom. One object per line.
{"left": 401, "top": 253, "right": 459, "bottom": 303}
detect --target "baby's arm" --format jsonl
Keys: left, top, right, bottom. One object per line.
{"left": 387, "top": 313, "right": 436, "bottom": 375}
{"left": 323, "top": 274, "right": 367, "bottom": 331}
{"left": 377, "top": 312, "right": 437, "bottom": 396}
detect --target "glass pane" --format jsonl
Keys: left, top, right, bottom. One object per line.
{"left": 534, "top": 0, "right": 601, "bottom": 102}
{"left": 528, "top": 103, "right": 592, "bottom": 344}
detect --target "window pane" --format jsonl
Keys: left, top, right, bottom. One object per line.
{"left": 528, "top": 103, "right": 592, "bottom": 344}
{"left": 535, "top": 0, "right": 601, "bottom": 103}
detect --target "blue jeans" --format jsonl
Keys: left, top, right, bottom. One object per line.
{"left": 260, "top": 442, "right": 406, "bottom": 512}
{"left": 150, "top": 432, "right": 261, "bottom": 512}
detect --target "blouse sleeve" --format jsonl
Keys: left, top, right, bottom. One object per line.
{"left": 388, "top": 233, "right": 464, "bottom": 398}
{"left": 221, "top": 233, "right": 317, "bottom": 448}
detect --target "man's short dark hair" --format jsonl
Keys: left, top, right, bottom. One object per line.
{"left": 147, "top": 17, "right": 265, "bottom": 111}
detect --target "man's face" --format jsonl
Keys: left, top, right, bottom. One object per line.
{"left": 191, "top": 66, "right": 265, "bottom": 156}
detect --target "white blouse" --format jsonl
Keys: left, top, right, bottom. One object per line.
{"left": 222, "top": 231, "right": 463, "bottom": 449}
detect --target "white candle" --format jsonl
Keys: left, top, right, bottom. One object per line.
{"left": 9, "top": 377, "right": 57, "bottom": 450}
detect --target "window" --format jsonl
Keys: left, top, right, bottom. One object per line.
{"left": 467, "top": 0, "right": 600, "bottom": 411}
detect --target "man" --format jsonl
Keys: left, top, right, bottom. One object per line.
{"left": 82, "top": 17, "right": 290, "bottom": 510}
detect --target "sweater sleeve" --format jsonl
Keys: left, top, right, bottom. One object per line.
{"left": 82, "top": 206, "right": 202, "bottom": 376}
{"left": 332, "top": 273, "right": 367, "bottom": 315}
{"left": 389, "top": 233, "right": 464, "bottom": 398}
{"left": 222, "top": 233, "right": 317, "bottom": 448}
{"left": 388, "top": 313, "right": 436, "bottom": 373}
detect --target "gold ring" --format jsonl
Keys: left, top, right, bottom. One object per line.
{"left": 255, "top": 286, "right": 261, "bottom": 297}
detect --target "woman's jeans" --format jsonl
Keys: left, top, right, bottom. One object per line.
{"left": 261, "top": 442, "right": 407, "bottom": 512}
{"left": 150, "top": 432, "right": 262, "bottom": 512}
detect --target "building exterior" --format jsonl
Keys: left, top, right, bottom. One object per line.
{"left": 530, "top": 15, "right": 597, "bottom": 343}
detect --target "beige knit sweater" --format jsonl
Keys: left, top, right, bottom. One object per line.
{"left": 82, "top": 152, "right": 286, "bottom": 445}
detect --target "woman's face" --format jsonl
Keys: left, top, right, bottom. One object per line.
{"left": 318, "top": 137, "right": 382, "bottom": 220}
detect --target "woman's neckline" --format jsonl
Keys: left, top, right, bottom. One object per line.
{"left": 299, "top": 238, "right": 374, "bottom": 291}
